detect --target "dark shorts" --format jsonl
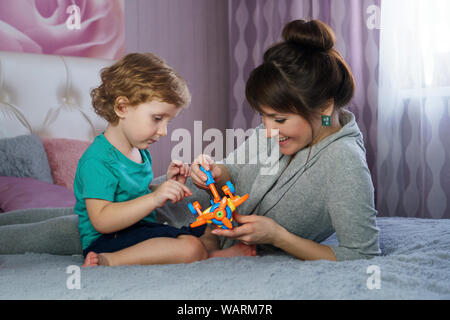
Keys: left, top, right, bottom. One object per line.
{"left": 82, "top": 221, "right": 207, "bottom": 258}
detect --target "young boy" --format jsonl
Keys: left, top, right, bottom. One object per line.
{"left": 75, "top": 53, "right": 224, "bottom": 267}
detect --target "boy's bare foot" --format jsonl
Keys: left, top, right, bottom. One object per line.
{"left": 82, "top": 251, "right": 99, "bottom": 267}
{"left": 82, "top": 252, "right": 111, "bottom": 267}
{"left": 208, "top": 242, "right": 257, "bottom": 258}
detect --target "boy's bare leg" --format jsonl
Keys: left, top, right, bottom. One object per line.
{"left": 83, "top": 234, "right": 207, "bottom": 267}
{"left": 82, "top": 225, "right": 256, "bottom": 267}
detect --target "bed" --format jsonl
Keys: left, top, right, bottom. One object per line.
{"left": 1, "top": 51, "right": 449, "bottom": 300}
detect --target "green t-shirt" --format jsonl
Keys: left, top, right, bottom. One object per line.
{"left": 73, "top": 133, "right": 157, "bottom": 250}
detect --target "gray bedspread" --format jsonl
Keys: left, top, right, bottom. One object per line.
{"left": 1, "top": 217, "right": 449, "bottom": 299}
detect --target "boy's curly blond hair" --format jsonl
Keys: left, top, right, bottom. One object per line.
{"left": 91, "top": 52, "right": 191, "bottom": 124}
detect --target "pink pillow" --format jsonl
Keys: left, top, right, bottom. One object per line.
{"left": 0, "top": 176, "right": 75, "bottom": 212}
{"left": 42, "top": 138, "right": 90, "bottom": 191}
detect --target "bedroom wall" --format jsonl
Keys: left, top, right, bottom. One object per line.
{"left": 0, "top": 0, "right": 229, "bottom": 177}
{"left": 124, "top": 0, "right": 230, "bottom": 177}
{"left": 0, "top": 0, "right": 125, "bottom": 60}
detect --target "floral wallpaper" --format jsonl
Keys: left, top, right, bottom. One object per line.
{"left": 0, "top": 0, "right": 125, "bottom": 59}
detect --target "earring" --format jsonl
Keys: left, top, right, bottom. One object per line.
{"left": 321, "top": 115, "right": 331, "bottom": 127}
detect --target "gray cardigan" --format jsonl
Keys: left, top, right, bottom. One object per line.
{"left": 220, "top": 110, "right": 380, "bottom": 261}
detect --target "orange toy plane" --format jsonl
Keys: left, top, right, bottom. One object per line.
{"left": 188, "top": 166, "right": 249, "bottom": 230}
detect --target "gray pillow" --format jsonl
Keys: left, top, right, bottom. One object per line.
{"left": 0, "top": 134, "right": 54, "bottom": 184}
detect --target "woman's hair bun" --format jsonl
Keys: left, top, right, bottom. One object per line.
{"left": 282, "top": 19, "right": 335, "bottom": 52}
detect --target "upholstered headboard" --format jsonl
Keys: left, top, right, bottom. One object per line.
{"left": 0, "top": 51, "right": 112, "bottom": 141}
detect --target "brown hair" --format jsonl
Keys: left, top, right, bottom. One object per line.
{"left": 91, "top": 52, "right": 191, "bottom": 124}
{"left": 245, "top": 19, "right": 355, "bottom": 122}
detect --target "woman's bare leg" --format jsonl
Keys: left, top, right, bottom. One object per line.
{"left": 198, "top": 226, "right": 257, "bottom": 258}
{"left": 198, "top": 225, "right": 220, "bottom": 252}
{"left": 208, "top": 242, "right": 257, "bottom": 258}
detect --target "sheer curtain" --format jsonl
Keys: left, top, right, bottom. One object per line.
{"left": 377, "top": 0, "right": 450, "bottom": 218}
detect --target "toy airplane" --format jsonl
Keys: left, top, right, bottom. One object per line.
{"left": 188, "top": 166, "right": 249, "bottom": 230}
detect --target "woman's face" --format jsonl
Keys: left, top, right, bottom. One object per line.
{"left": 259, "top": 105, "right": 316, "bottom": 156}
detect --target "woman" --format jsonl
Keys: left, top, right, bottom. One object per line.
{"left": 190, "top": 19, "right": 380, "bottom": 261}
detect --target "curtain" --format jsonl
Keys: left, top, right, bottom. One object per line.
{"left": 377, "top": 0, "right": 450, "bottom": 218}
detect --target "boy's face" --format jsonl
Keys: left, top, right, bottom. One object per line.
{"left": 121, "top": 100, "right": 180, "bottom": 150}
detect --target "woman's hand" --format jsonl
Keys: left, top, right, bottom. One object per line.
{"left": 166, "top": 159, "right": 190, "bottom": 184}
{"left": 152, "top": 180, "right": 192, "bottom": 207}
{"left": 211, "top": 213, "right": 285, "bottom": 246}
{"left": 190, "top": 154, "right": 223, "bottom": 190}
{"left": 213, "top": 213, "right": 337, "bottom": 261}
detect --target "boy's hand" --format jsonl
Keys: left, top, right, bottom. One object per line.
{"left": 166, "top": 159, "right": 190, "bottom": 184}
{"left": 152, "top": 180, "right": 192, "bottom": 207}
{"left": 190, "top": 154, "right": 223, "bottom": 190}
